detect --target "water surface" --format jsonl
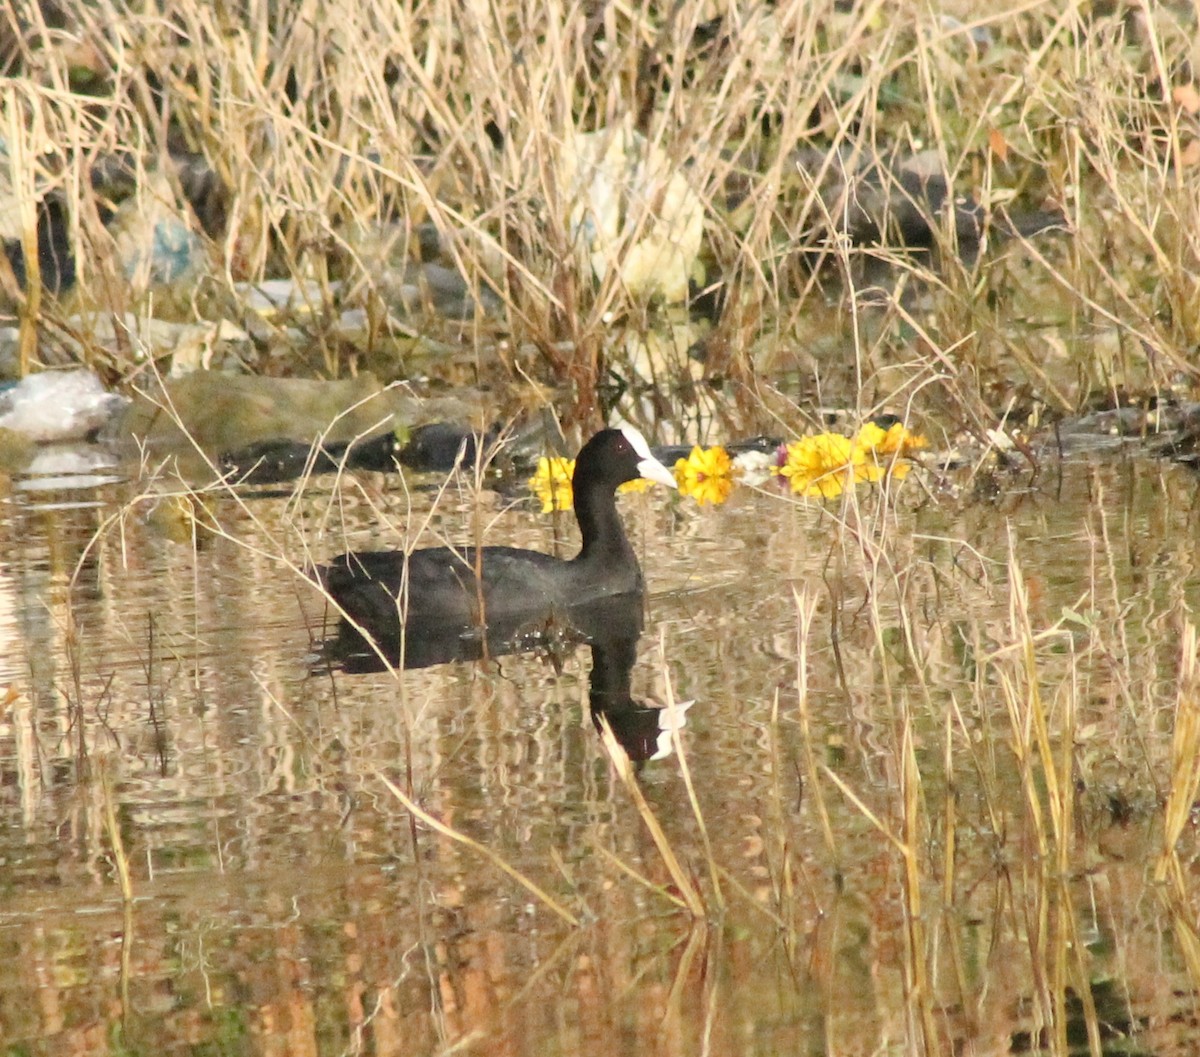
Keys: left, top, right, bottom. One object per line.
{"left": 1, "top": 451, "right": 1198, "bottom": 1055}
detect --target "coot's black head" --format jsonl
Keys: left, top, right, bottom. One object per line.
{"left": 574, "top": 425, "right": 678, "bottom": 491}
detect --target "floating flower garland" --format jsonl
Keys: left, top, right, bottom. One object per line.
{"left": 777, "top": 423, "right": 927, "bottom": 496}
{"left": 529, "top": 423, "right": 926, "bottom": 511}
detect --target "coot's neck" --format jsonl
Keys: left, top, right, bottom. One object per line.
{"left": 573, "top": 477, "right": 638, "bottom": 569}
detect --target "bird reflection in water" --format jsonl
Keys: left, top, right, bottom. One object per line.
{"left": 321, "top": 593, "right": 692, "bottom": 763}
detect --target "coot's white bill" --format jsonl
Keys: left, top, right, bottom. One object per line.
{"left": 619, "top": 423, "right": 678, "bottom": 489}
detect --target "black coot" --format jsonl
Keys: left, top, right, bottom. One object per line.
{"left": 318, "top": 425, "right": 677, "bottom": 644}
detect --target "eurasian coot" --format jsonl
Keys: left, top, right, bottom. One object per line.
{"left": 318, "top": 425, "right": 676, "bottom": 643}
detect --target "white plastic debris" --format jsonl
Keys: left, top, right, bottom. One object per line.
{"left": 650, "top": 698, "right": 696, "bottom": 761}
{"left": 731, "top": 450, "right": 777, "bottom": 487}
{"left": 237, "top": 279, "right": 338, "bottom": 317}
{"left": 558, "top": 122, "right": 704, "bottom": 302}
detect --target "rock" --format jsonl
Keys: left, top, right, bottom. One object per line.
{"left": 107, "top": 172, "right": 207, "bottom": 288}
{"left": 220, "top": 421, "right": 503, "bottom": 485}
{"left": 29, "top": 313, "right": 251, "bottom": 376}
{"left": 237, "top": 279, "right": 337, "bottom": 319}
{"left": 383, "top": 261, "right": 502, "bottom": 319}
{"left": 791, "top": 147, "right": 1065, "bottom": 251}
{"left": 0, "top": 369, "right": 129, "bottom": 442}
{"left": 90, "top": 150, "right": 228, "bottom": 239}
{"left": 119, "top": 371, "right": 420, "bottom": 456}
{"left": 396, "top": 422, "right": 497, "bottom": 472}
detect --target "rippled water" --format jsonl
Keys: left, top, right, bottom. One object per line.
{"left": 1, "top": 449, "right": 1198, "bottom": 1055}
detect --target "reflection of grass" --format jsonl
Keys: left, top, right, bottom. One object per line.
{"left": 380, "top": 770, "right": 581, "bottom": 926}
{"left": 10, "top": 439, "right": 1200, "bottom": 1054}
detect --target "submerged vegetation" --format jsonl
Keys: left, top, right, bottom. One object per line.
{"left": 1, "top": 1, "right": 1200, "bottom": 1055}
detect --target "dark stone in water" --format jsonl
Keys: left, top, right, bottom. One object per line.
{"left": 1150, "top": 402, "right": 1200, "bottom": 469}
{"left": 396, "top": 422, "right": 498, "bottom": 472}
{"left": 220, "top": 422, "right": 498, "bottom": 484}
{"left": 220, "top": 431, "right": 401, "bottom": 484}
{"left": 1010, "top": 978, "right": 1150, "bottom": 1055}
{"left": 791, "top": 148, "right": 1068, "bottom": 253}
{"left": 653, "top": 434, "right": 781, "bottom": 466}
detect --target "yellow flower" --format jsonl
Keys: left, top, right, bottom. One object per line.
{"left": 674, "top": 445, "right": 734, "bottom": 506}
{"left": 618, "top": 477, "right": 652, "bottom": 495}
{"left": 778, "top": 433, "right": 863, "bottom": 498}
{"left": 855, "top": 421, "right": 927, "bottom": 458}
{"left": 854, "top": 421, "right": 927, "bottom": 482}
{"left": 674, "top": 445, "right": 735, "bottom": 506}
{"left": 529, "top": 456, "right": 575, "bottom": 512}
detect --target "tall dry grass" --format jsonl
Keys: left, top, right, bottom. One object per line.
{"left": 1, "top": 0, "right": 1197, "bottom": 428}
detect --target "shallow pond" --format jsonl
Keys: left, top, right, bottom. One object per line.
{"left": 1, "top": 445, "right": 1199, "bottom": 1056}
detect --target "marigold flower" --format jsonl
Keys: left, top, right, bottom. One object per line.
{"left": 528, "top": 456, "right": 575, "bottom": 512}
{"left": 674, "top": 445, "right": 734, "bottom": 506}
{"left": 777, "top": 433, "right": 863, "bottom": 498}
{"left": 854, "top": 421, "right": 927, "bottom": 482}
{"left": 855, "top": 421, "right": 927, "bottom": 458}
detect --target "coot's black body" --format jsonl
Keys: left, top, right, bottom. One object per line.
{"left": 324, "top": 584, "right": 640, "bottom": 672}
{"left": 318, "top": 425, "right": 676, "bottom": 652}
